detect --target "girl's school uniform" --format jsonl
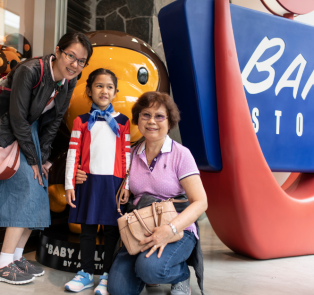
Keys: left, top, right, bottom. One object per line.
{"left": 65, "top": 106, "right": 130, "bottom": 226}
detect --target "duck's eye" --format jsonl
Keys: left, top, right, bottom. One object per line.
{"left": 138, "top": 67, "right": 148, "bottom": 85}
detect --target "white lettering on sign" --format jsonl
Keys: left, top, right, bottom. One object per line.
{"left": 275, "top": 54, "right": 307, "bottom": 99}
{"left": 95, "top": 251, "right": 101, "bottom": 261}
{"left": 251, "top": 109, "right": 304, "bottom": 136}
{"left": 242, "top": 36, "right": 314, "bottom": 100}
{"left": 275, "top": 110, "right": 282, "bottom": 134}
{"left": 252, "top": 107, "right": 259, "bottom": 133}
{"left": 48, "top": 244, "right": 53, "bottom": 254}
{"left": 53, "top": 246, "right": 59, "bottom": 256}
{"left": 60, "top": 247, "right": 66, "bottom": 258}
{"left": 242, "top": 37, "right": 285, "bottom": 94}
{"left": 67, "top": 248, "right": 75, "bottom": 259}
{"left": 301, "top": 70, "right": 314, "bottom": 100}
{"left": 296, "top": 113, "right": 303, "bottom": 136}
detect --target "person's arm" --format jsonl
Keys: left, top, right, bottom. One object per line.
{"left": 9, "top": 64, "right": 40, "bottom": 166}
{"left": 39, "top": 78, "right": 77, "bottom": 164}
{"left": 65, "top": 116, "right": 83, "bottom": 208}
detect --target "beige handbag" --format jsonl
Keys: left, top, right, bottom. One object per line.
{"left": 116, "top": 146, "right": 186, "bottom": 255}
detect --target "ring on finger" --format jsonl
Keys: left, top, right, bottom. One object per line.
{"left": 153, "top": 245, "right": 157, "bottom": 249}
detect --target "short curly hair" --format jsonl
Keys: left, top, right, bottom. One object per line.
{"left": 132, "top": 92, "right": 180, "bottom": 130}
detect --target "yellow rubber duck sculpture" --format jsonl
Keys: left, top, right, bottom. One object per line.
{"left": 48, "top": 30, "right": 169, "bottom": 233}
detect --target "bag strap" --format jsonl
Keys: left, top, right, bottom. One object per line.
{"left": 32, "top": 59, "right": 43, "bottom": 89}
{"left": 1, "top": 59, "right": 43, "bottom": 92}
{"left": 116, "top": 144, "right": 140, "bottom": 216}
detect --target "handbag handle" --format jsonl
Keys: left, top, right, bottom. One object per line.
{"left": 132, "top": 209, "right": 153, "bottom": 235}
{"left": 152, "top": 202, "right": 158, "bottom": 227}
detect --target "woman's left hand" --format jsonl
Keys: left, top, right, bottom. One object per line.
{"left": 42, "top": 161, "right": 52, "bottom": 179}
{"left": 139, "top": 224, "right": 174, "bottom": 258}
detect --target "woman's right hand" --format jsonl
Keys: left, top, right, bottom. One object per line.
{"left": 31, "top": 165, "right": 43, "bottom": 186}
{"left": 66, "top": 189, "right": 76, "bottom": 208}
{"left": 75, "top": 165, "right": 87, "bottom": 184}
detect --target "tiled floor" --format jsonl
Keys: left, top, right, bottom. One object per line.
{"left": 1, "top": 217, "right": 314, "bottom": 295}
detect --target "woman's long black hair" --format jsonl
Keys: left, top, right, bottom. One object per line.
{"left": 8, "top": 32, "right": 93, "bottom": 85}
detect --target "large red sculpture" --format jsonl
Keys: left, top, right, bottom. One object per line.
{"left": 203, "top": 0, "right": 314, "bottom": 259}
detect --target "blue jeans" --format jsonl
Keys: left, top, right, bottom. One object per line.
{"left": 107, "top": 231, "right": 196, "bottom": 295}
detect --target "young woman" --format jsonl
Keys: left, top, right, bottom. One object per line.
{"left": 64, "top": 68, "right": 130, "bottom": 295}
{"left": 0, "top": 32, "right": 93, "bottom": 285}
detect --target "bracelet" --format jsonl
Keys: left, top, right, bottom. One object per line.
{"left": 168, "top": 223, "right": 177, "bottom": 235}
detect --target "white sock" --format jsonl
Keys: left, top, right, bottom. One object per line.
{"left": 13, "top": 248, "right": 24, "bottom": 261}
{"left": 0, "top": 253, "right": 14, "bottom": 268}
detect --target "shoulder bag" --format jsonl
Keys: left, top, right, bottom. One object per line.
{"left": 0, "top": 59, "right": 43, "bottom": 180}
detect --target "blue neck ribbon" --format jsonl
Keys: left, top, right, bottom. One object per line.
{"left": 87, "top": 102, "right": 120, "bottom": 137}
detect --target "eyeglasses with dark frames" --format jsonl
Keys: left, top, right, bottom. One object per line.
{"left": 60, "top": 49, "right": 88, "bottom": 67}
{"left": 139, "top": 112, "right": 168, "bottom": 122}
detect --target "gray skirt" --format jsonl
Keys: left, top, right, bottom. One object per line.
{"left": 0, "top": 121, "right": 51, "bottom": 229}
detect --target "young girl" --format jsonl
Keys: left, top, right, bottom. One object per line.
{"left": 0, "top": 32, "right": 92, "bottom": 285}
{"left": 64, "top": 68, "right": 130, "bottom": 294}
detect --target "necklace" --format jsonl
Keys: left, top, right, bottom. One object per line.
{"left": 145, "top": 141, "right": 164, "bottom": 167}
{"left": 146, "top": 151, "right": 160, "bottom": 167}
{"left": 146, "top": 155, "right": 155, "bottom": 166}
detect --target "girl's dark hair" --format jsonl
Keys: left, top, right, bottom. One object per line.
{"left": 86, "top": 68, "right": 118, "bottom": 100}
{"left": 132, "top": 91, "right": 180, "bottom": 130}
{"left": 8, "top": 32, "right": 93, "bottom": 85}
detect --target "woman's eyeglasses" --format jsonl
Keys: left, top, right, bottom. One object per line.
{"left": 60, "top": 49, "right": 88, "bottom": 67}
{"left": 139, "top": 112, "right": 168, "bottom": 122}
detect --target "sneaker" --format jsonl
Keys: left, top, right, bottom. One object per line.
{"left": 171, "top": 277, "right": 191, "bottom": 295}
{"left": 0, "top": 262, "right": 35, "bottom": 285}
{"left": 94, "top": 272, "right": 109, "bottom": 295}
{"left": 15, "top": 257, "right": 45, "bottom": 277}
{"left": 65, "top": 270, "right": 94, "bottom": 292}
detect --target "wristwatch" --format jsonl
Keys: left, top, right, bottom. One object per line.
{"left": 168, "top": 223, "right": 177, "bottom": 235}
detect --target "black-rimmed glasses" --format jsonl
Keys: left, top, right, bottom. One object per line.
{"left": 60, "top": 49, "right": 88, "bottom": 67}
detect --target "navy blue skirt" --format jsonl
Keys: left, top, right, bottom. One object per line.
{"left": 0, "top": 121, "right": 50, "bottom": 229}
{"left": 69, "top": 174, "right": 123, "bottom": 226}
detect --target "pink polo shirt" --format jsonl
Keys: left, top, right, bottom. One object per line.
{"left": 129, "top": 135, "right": 200, "bottom": 238}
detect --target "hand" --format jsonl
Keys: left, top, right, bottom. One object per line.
{"left": 75, "top": 165, "right": 87, "bottom": 184}
{"left": 42, "top": 161, "right": 52, "bottom": 179}
{"left": 66, "top": 189, "right": 76, "bottom": 208}
{"left": 120, "top": 189, "right": 130, "bottom": 204}
{"left": 31, "top": 165, "right": 43, "bottom": 186}
{"left": 139, "top": 224, "right": 175, "bottom": 258}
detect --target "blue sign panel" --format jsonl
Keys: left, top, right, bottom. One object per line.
{"left": 159, "top": 0, "right": 314, "bottom": 172}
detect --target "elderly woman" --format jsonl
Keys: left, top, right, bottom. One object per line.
{"left": 76, "top": 91, "right": 207, "bottom": 295}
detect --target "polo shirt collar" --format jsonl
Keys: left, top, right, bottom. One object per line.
{"left": 137, "top": 135, "right": 173, "bottom": 155}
